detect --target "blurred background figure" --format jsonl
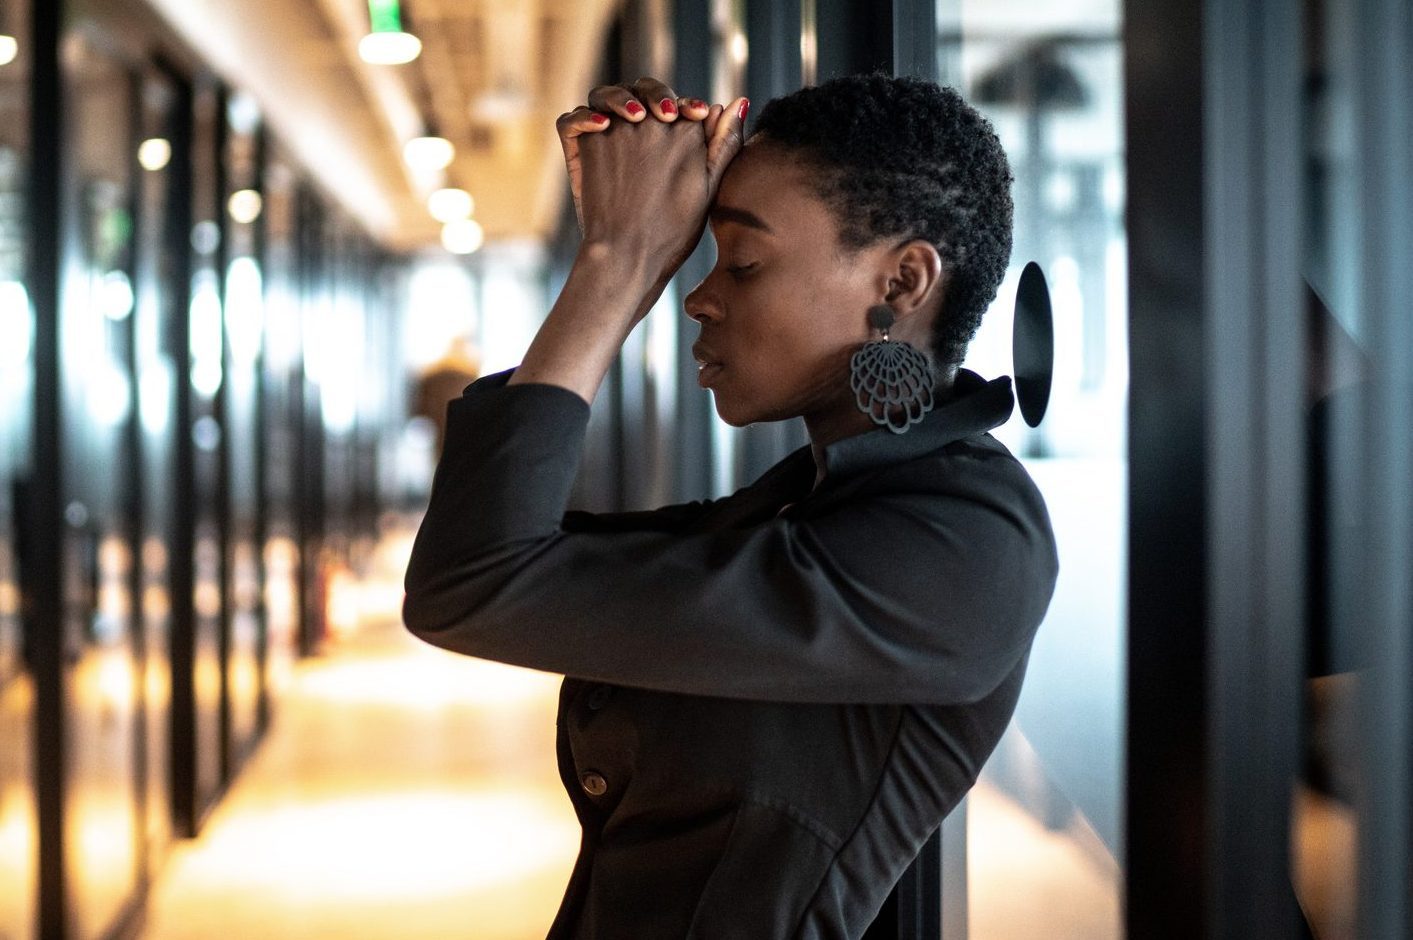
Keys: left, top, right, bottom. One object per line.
{"left": 411, "top": 335, "right": 481, "bottom": 457}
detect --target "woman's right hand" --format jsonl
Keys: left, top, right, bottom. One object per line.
{"left": 556, "top": 77, "right": 748, "bottom": 280}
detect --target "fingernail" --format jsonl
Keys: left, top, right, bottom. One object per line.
{"left": 737, "top": 99, "right": 750, "bottom": 121}
{"left": 661, "top": 99, "right": 677, "bottom": 116}
{"left": 626, "top": 101, "right": 645, "bottom": 117}
{"left": 691, "top": 99, "right": 707, "bottom": 110}
{"left": 591, "top": 113, "right": 609, "bottom": 125}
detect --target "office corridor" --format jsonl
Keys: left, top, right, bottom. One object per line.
{"left": 139, "top": 532, "right": 580, "bottom": 940}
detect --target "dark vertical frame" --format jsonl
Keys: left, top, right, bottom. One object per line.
{"left": 1350, "top": 0, "right": 1413, "bottom": 934}
{"left": 166, "top": 68, "right": 199, "bottom": 839}
{"left": 1127, "top": 0, "right": 1319, "bottom": 935}
{"left": 252, "top": 125, "right": 272, "bottom": 734}
{"left": 1123, "top": 0, "right": 1207, "bottom": 932}
{"left": 27, "top": 0, "right": 66, "bottom": 934}
{"left": 1204, "top": 0, "right": 1307, "bottom": 936}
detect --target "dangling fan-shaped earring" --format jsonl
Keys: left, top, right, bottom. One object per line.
{"left": 849, "top": 304, "right": 936, "bottom": 434}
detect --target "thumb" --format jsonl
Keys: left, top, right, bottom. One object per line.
{"left": 705, "top": 97, "right": 749, "bottom": 191}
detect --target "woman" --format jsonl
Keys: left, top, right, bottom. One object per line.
{"left": 403, "top": 73, "right": 1058, "bottom": 938}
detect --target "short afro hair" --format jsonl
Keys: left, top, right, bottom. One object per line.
{"left": 750, "top": 73, "right": 1014, "bottom": 368}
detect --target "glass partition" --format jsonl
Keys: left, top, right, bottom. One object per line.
{"left": 132, "top": 63, "right": 180, "bottom": 883}
{"left": 940, "top": 1, "right": 1126, "bottom": 936}
{"left": 58, "top": 25, "right": 144, "bottom": 940}
{"left": 222, "top": 92, "right": 264, "bottom": 767}
{"left": 0, "top": 0, "right": 38, "bottom": 934}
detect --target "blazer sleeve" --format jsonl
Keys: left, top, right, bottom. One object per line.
{"left": 403, "top": 374, "right": 1058, "bottom": 705}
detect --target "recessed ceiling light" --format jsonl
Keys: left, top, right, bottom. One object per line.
{"left": 359, "top": 31, "right": 421, "bottom": 65}
{"left": 442, "top": 219, "right": 484, "bottom": 255}
{"left": 0, "top": 36, "right": 17, "bottom": 67}
{"left": 428, "top": 188, "right": 474, "bottom": 223}
{"left": 404, "top": 135, "right": 455, "bottom": 172}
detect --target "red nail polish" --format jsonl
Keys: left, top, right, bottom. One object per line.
{"left": 738, "top": 99, "right": 750, "bottom": 121}
{"left": 626, "top": 101, "right": 645, "bottom": 116}
{"left": 591, "top": 113, "right": 609, "bottom": 124}
{"left": 661, "top": 99, "right": 677, "bottom": 116}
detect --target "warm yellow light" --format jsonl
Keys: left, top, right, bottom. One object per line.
{"left": 138, "top": 138, "right": 172, "bottom": 171}
{"left": 441, "top": 219, "right": 483, "bottom": 255}
{"left": 0, "top": 36, "right": 17, "bottom": 67}
{"left": 228, "top": 189, "right": 264, "bottom": 224}
{"left": 404, "top": 135, "right": 454, "bottom": 172}
{"left": 358, "top": 31, "right": 421, "bottom": 65}
{"left": 428, "top": 187, "right": 474, "bottom": 222}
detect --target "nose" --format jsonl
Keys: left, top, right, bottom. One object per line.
{"left": 682, "top": 278, "right": 721, "bottom": 324}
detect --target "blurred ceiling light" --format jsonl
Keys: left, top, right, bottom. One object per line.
{"left": 359, "top": 0, "right": 421, "bottom": 65}
{"left": 442, "top": 219, "right": 484, "bottom": 255}
{"left": 228, "top": 189, "right": 264, "bottom": 225}
{"left": 0, "top": 36, "right": 16, "bottom": 68}
{"left": 428, "top": 187, "right": 474, "bottom": 223}
{"left": 404, "top": 134, "right": 454, "bottom": 172}
{"left": 137, "top": 138, "right": 172, "bottom": 172}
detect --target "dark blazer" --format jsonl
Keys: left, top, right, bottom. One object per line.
{"left": 403, "top": 368, "right": 1059, "bottom": 939}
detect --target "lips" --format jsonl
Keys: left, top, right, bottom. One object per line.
{"left": 692, "top": 341, "right": 726, "bottom": 388}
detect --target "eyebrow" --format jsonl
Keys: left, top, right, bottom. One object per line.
{"left": 709, "top": 203, "right": 773, "bottom": 233}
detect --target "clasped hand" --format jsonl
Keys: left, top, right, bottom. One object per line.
{"left": 557, "top": 77, "right": 749, "bottom": 285}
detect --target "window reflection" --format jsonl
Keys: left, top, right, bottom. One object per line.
{"left": 941, "top": 2, "right": 1125, "bottom": 937}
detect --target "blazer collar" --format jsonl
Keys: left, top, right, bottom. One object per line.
{"left": 817, "top": 369, "right": 1016, "bottom": 481}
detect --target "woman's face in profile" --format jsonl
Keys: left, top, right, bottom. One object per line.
{"left": 684, "top": 140, "right": 891, "bottom": 431}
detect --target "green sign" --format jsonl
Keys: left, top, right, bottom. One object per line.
{"left": 368, "top": 0, "right": 404, "bottom": 34}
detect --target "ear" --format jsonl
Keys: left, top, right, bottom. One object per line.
{"left": 882, "top": 239, "right": 944, "bottom": 321}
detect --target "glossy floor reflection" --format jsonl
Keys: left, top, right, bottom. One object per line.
{"left": 140, "top": 610, "right": 579, "bottom": 940}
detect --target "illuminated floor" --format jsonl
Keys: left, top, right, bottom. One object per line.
{"left": 140, "top": 612, "right": 580, "bottom": 940}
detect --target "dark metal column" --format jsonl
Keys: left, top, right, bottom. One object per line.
{"left": 26, "top": 0, "right": 66, "bottom": 934}
{"left": 1205, "top": 0, "right": 1308, "bottom": 936}
{"left": 1123, "top": 0, "right": 1208, "bottom": 934}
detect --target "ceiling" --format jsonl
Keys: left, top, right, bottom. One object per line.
{"left": 143, "top": 0, "right": 619, "bottom": 252}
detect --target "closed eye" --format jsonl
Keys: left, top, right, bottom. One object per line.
{"left": 726, "top": 262, "right": 758, "bottom": 279}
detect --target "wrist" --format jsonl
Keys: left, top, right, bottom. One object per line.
{"left": 576, "top": 239, "right": 669, "bottom": 293}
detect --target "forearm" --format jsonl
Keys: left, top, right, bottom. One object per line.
{"left": 508, "top": 242, "right": 667, "bottom": 403}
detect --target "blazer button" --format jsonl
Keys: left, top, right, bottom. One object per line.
{"left": 586, "top": 685, "right": 613, "bottom": 710}
{"left": 580, "top": 771, "right": 608, "bottom": 797}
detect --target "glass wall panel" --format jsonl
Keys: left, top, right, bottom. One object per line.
{"left": 0, "top": 0, "right": 38, "bottom": 934}
{"left": 260, "top": 152, "right": 301, "bottom": 702}
{"left": 58, "top": 26, "right": 144, "bottom": 940}
{"left": 1296, "top": 0, "right": 1412, "bottom": 935}
{"left": 939, "top": 1, "right": 1126, "bottom": 936}
{"left": 222, "top": 93, "right": 264, "bottom": 767}
{"left": 133, "top": 64, "right": 180, "bottom": 882}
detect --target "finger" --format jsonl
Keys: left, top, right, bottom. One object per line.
{"left": 587, "top": 83, "right": 648, "bottom": 121}
{"left": 676, "top": 97, "right": 711, "bottom": 121}
{"left": 556, "top": 106, "right": 612, "bottom": 141}
{"left": 706, "top": 97, "right": 749, "bottom": 188}
{"left": 628, "top": 76, "right": 682, "bottom": 121}
{"left": 702, "top": 103, "right": 726, "bottom": 139}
